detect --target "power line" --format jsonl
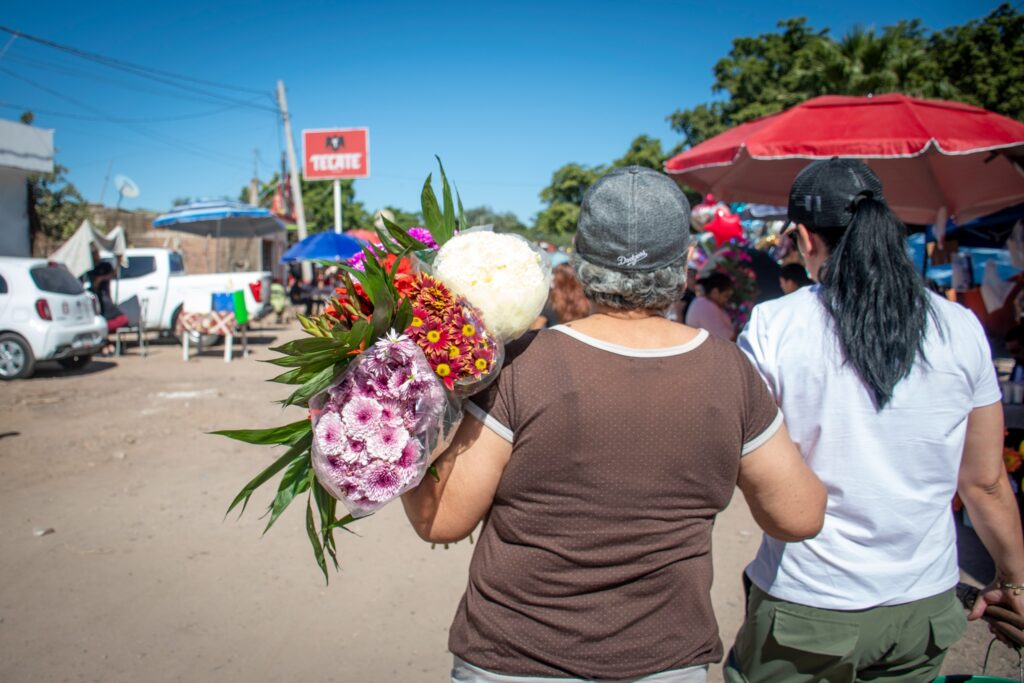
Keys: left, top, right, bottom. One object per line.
{"left": 0, "top": 98, "right": 261, "bottom": 124}
{"left": 0, "top": 26, "right": 279, "bottom": 114}
{"left": 0, "top": 25, "right": 269, "bottom": 96}
{"left": 1, "top": 67, "right": 252, "bottom": 171}
{"left": 3, "top": 51, "right": 273, "bottom": 111}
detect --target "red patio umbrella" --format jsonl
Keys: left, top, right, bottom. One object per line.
{"left": 344, "top": 228, "right": 381, "bottom": 244}
{"left": 664, "top": 94, "right": 1024, "bottom": 225}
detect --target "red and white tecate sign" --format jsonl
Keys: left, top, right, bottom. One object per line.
{"left": 302, "top": 128, "right": 370, "bottom": 180}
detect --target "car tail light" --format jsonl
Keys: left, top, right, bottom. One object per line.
{"left": 90, "top": 294, "right": 101, "bottom": 315}
{"left": 249, "top": 281, "right": 263, "bottom": 303}
{"left": 35, "top": 298, "right": 52, "bottom": 321}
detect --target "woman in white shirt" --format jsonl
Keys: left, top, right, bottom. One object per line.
{"left": 684, "top": 272, "right": 735, "bottom": 340}
{"left": 726, "top": 158, "right": 1024, "bottom": 682}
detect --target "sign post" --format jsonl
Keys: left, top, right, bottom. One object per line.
{"left": 301, "top": 127, "right": 370, "bottom": 235}
{"left": 333, "top": 180, "right": 342, "bottom": 234}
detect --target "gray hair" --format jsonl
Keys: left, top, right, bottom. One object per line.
{"left": 571, "top": 252, "right": 687, "bottom": 311}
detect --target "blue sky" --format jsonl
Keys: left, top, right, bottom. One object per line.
{"left": 1, "top": 0, "right": 994, "bottom": 226}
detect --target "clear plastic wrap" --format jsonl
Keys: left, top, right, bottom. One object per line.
{"left": 310, "top": 333, "right": 463, "bottom": 518}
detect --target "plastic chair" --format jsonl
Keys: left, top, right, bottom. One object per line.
{"left": 114, "top": 296, "right": 148, "bottom": 357}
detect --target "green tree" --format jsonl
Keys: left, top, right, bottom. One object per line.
{"left": 534, "top": 201, "right": 581, "bottom": 239}
{"left": 669, "top": 19, "right": 830, "bottom": 146}
{"left": 533, "top": 135, "right": 676, "bottom": 238}
{"left": 612, "top": 135, "right": 666, "bottom": 170}
{"left": 29, "top": 163, "right": 88, "bottom": 242}
{"left": 540, "top": 163, "right": 604, "bottom": 207}
{"left": 380, "top": 206, "right": 422, "bottom": 229}
{"left": 929, "top": 4, "right": 1024, "bottom": 121}
{"left": 464, "top": 206, "right": 528, "bottom": 234}
{"left": 244, "top": 174, "right": 371, "bottom": 233}
{"left": 667, "top": 8, "right": 1024, "bottom": 148}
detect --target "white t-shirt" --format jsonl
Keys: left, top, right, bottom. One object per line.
{"left": 739, "top": 286, "right": 1001, "bottom": 610}
{"left": 685, "top": 296, "right": 734, "bottom": 339}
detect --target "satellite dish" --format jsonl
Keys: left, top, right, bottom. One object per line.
{"left": 114, "top": 174, "right": 140, "bottom": 199}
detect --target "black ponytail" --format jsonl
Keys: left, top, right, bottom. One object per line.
{"left": 814, "top": 198, "right": 931, "bottom": 410}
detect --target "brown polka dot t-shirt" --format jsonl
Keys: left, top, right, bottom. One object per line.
{"left": 449, "top": 325, "right": 782, "bottom": 679}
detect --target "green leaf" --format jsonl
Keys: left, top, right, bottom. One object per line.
{"left": 212, "top": 419, "right": 311, "bottom": 445}
{"left": 306, "top": 496, "right": 329, "bottom": 584}
{"left": 283, "top": 363, "right": 342, "bottom": 408}
{"left": 312, "top": 482, "right": 339, "bottom": 570}
{"left": 263, "top": 351, "right": 338, "bottom": 368}
{"left": 270, "top": 337, "right": 342, "bottom": 356}
{"left": 392, "top": 297, "right": 413, "bottom": 334}
{"left": 264, "top": 455, "right": 313, "bottom": 533}
{"left": 225, "top": 431, "right": 312, "bottom": 516}
{"left": 380, "top": 216, "right": 429, "bottom": 252}
{"left": 436, "top": 156, "right": 455, "bottom": 242}
{"left": 421, "top": 172, "right": 444, "bottom": 242}
{"left": 457, "top": 186, "right": 467, "bottom": 232}
{"left": 327, "top": 513, "right": 359, "bottom": 531}
{"left": 269, "top": 361, "right": 332, "bottom": 385}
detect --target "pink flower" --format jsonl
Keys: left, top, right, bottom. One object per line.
{"left": 314, "top": 412, "right": 346, "bottom": 456}
{"left": 408, "top": 227, "right": 438, "bottom": 249}
{"left": 342, "top": 437, "right": 368, "bottom": 465}
{"left": 342, "top": 395, "right": 383, "bottom": 437}
{"left": 397, "top": 438, "right": 422, "bottom": 469}
{"left": 368, "top": 424, "right": 409, "bottom": 462}
{"left": 379, "top": 399, "right": 406, "bottom": 428}
{"left": 346, "top": 251, "right": 368, "bottom": 271}
{"left": 359, "top": 461, "right": 406, "bottom": 502}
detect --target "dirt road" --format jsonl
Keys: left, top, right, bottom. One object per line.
{"left": 0, "top": 322, "right": 1017, "bottom": 681}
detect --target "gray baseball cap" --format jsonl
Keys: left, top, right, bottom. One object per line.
{"left": 576, "top": 166, "right": 691, "bottom": 272}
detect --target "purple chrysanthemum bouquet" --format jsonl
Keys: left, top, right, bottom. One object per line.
{"left": 309, "top": 330, "right": 461, "bottom": 517}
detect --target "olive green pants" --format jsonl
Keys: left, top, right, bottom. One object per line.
{"left": 724, "top": 584, "right": 966, "bottom": 683}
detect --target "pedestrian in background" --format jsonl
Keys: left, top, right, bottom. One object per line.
{"left": 778, "top": 262, "right": 812, "bottom": 294}
{"left": 534, "top": 263, "right": 589, "bottom": 328}
{"left": 685, "top": 272, "right": 735, "bottom": 339}
{"left": 726, "top": 158, "right": 1024, "bottom": 682}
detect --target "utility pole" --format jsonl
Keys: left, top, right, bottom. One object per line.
{"left": 276, "top": 80, "right": 311, "bottom": 282}
{"left": 248, "top": 148, "right": 260, "bottom": 205}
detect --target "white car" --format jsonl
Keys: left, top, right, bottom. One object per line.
{"left": 0, "top": 257, "right": 107, "bottom": 379}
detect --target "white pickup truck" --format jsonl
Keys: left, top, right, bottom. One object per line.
{"left": 109, "top": 248, "right": 271, "bottom": 341}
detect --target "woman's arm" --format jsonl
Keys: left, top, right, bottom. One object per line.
{"left": 737, "top": 422, "right": 826, "bottom": 542}
{"left": 401, "top": 413, "right": 513, "bottom": 544}
{"left": 957, "top": 402, "right": 1024, "bottom": 621}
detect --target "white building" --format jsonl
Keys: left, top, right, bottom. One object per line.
{"left": 0, "top": 119, "right": 54, "bottom": 257}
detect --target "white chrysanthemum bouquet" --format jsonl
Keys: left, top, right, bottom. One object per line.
{"left": 216, "top": 159, "right": 549, "bottom": 581}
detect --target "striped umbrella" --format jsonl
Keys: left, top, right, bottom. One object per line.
{"left": 153, "top": 199, "right": 286, "bottom": 238}
{"left": 154, "top": 199, "right": 285, "bottom": 271}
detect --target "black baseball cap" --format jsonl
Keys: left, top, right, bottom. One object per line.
{"left": 787, "top": 158, "right": 884, "bottom": 231}
{"left": 576, "top": 166, "right": 691, "bottom": 272}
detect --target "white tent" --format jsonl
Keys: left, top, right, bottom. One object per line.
{"left": 50, "top": 219, "right": 127, "bottom": 277}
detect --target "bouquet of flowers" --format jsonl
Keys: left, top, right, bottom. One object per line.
{"left": 216, "top": 158, "right": 546, "bottom": 581}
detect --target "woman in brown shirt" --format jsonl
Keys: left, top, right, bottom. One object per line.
{"left": 402, "top": 166, "right": 825, "bottom": 682}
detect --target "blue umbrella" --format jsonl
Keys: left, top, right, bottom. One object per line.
{"left": 154, "top": 199, "right": 285, "bottom": 238}
{"left": 281, "top": 231, "right": 365, "bottom": 264}
{"left": 154, "top": 199, "right": 286, "bottom": 271}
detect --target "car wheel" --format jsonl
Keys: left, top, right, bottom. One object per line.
{"left": 58, "top": 355, "right": 92, "bottom": 370}
{"left": 173, "top": 306, "right": 222, "bottom": 347}
{"left": 0, "top": 333, "right": 36, "bottom": 380}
